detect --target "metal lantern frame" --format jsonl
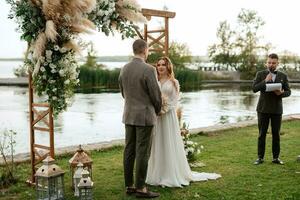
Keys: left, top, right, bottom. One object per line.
{"left": 35, "top": 156, "right": 65, "bottom": 200}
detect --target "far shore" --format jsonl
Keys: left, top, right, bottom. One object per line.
{"left": 2, "top": 114, "right": 299, "bottom": 165}
{"left": 1, "top": 77, "right": 300, "bottom": 86}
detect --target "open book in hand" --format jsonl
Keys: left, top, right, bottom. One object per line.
{"left": 265, "top": 83, "right": 282, "bottom": 92}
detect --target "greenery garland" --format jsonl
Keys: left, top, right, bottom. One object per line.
{"left": 6, "top": 0, "right": 145, "bottom": 116}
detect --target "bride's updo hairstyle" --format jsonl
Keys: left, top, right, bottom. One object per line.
{"left": 156, "top": 56, "right": 179, "bottom": 93}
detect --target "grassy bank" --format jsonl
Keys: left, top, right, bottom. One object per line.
{"left": 1, "top": 120, "right": 300, "bottom": 200}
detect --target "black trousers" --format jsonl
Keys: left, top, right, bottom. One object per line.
{"left": 257, "top": 112, "right": 282, "bottom": 159}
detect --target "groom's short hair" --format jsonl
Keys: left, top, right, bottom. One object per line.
{"left": 133, "top": 39, "right": 148, "bottom": 55}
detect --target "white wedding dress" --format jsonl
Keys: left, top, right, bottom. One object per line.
{"left": 146, "top": 79, "right": 221, "bottom": 187}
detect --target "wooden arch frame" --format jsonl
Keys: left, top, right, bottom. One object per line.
{"left": 27, "top": 8, "right": 176, "bottom": 185}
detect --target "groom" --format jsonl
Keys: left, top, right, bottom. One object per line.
{"left": 119, "top": 39, "right": 162, "bottom": 198}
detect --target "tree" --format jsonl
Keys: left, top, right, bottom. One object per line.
{"left": 235, "top": 9, "right": 270, "bottom": 79}
{"left": 208, "top": 9, "right": 272, "bottom": 79}
{"left": 208, "top": 21, "right": 238, "bottom": 70}
{"left": 168, "top": 42, "right": 192, "bottom": 68}
{"left": 279, "top": 50, "right": 299, "bottom": 71}
{"left": 147, "top": 41, "right": 192, "bottom": 68}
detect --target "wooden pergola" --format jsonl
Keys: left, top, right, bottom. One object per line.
{"left": 140, "top": 9, "right": 176, "bottom": 56}
{"left": 27, "top": 8, "right": 175, "bottom": 185}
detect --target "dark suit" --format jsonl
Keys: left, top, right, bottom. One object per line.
{"left": 119, "top": 57, "right": 162, "bottom": 190}
{"left": 253, "top": 70, "right": 291, "bottom": 159}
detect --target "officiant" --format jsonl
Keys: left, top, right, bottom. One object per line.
{"left": 252, "top": 53, "right": 291, "bottom": 165}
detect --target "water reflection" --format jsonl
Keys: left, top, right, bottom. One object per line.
{"left": 1, "top": 85, "right": 300, "bottom": 154}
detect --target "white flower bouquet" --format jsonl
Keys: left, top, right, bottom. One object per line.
{"left": 181, "top": 122, "right": 203, "bottom": 162}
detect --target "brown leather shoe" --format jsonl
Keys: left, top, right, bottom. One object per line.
{"left": 136, "top": 190, "right": 160, "bottom": 198}
{"left": 125, "top": 187, "right": 136, "bottom": 195}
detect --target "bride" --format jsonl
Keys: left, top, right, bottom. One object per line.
{"left": 146, "top": 57, "right": 221, "bottom": 187}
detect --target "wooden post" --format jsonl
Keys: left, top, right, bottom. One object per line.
{"left": 144, "top": 23, "right": 148, "bottom": 42}
{"left": 49, "top": 107, "right": 54, "bottom": 158}
{"left": 27, "top": 72, "right": 55, "bottom": 185}
{"left": 165, "top": 17, "right": 169, "bottom": 56}
{"left": 28, "top": 72, "right": 35, "bottom": 184}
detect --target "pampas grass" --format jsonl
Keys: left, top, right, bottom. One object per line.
{"left": 63, "top": 40, "right": 81, "bottom": 53}
{"left": 32, "top": 58, "right": 41, "bottom": 76}
{"left": 33, "top": 32, "right": 47, "bottom": 59}
{"left": 45, "top": 20, "right": 58, "bottom": 42}
{"left": 70, "top": 24, "right": 93, "bottom": 34}
{"left": 42, "top": 0, "right": 62, "bottom": 23}
{"left": 116, "top": 0, "right": 147, "bottom": 23}
{"left": 61, "top": 0, "right": 96, "bottom": 25}
{"left": 81, "top": 18, "right": 96, "bottom": 30}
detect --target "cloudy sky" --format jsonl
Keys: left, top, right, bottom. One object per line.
{"left": 0, "top": 0, "right": 300, "bottom": 58}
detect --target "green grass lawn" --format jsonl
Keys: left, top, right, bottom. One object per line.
{"left": 1, "top": 120, "right": 300, "bottom": 200}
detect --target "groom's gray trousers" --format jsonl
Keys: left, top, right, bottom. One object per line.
{"left": 124, "top": 124, "right": 153, "bottom": 189}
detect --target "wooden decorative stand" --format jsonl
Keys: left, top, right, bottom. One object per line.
{"left": 141, "top": 8, "right": 176, "bottom": 56}
{"left": 26, "top": 72, "right": 54, "bottom": 185}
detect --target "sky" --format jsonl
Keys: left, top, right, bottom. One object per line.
{"left": 1, "top": 0, "right": 300, "bottom": 58}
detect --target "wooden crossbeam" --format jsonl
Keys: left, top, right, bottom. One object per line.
{"left": 142, "top": 8, "right": 176, "bottom": 18}
{"left": 147, "top": 29, "right": 165, "bottom": 33}
{"left": 148, "top": 34, "right": 165, "bottom": 48}
{"left": 34, "top": 144, "right": 51, "bottom": 150}
{"left": 32, "top": 108, "right": 50, "bottom": 127}
{"left": 34, "top": 149, "right": 42, "bottom": 159}
{"left": 32, "top": 103, "right": 49, "bottom": 107}
{"left": 34, "top": 153, "right": 49, "bottom": 166}
{"left": 33, "top": 126, "right": 50, "bottom": 132}
{"left": 149, "top": 48, "right": 165, "bottom": 52}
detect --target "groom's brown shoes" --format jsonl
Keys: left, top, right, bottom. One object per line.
{"left": 136, "top": 190, "right": 160, "bottom": 198}
{"left": 125, "top": 187, "right": 136, "bottom": 195}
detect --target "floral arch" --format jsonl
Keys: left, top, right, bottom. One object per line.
{"left": 6, "top": 0, "right": 175, "bottom": 184}
{"left": 7, "top": 0, "right": 147, "bottom": 116}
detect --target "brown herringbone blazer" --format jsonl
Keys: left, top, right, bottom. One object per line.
{"left": 119, "top": 57, "right": 162, "bottom": 126}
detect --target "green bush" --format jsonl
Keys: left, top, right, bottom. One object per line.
{"left": 79, "top": 66, "right": 120, "bottom": 89}
{"left": 175, "top": 68, "right": 203, "bottom": 91}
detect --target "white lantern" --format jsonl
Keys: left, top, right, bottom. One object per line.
{"left": 78, "top": 169, "right": 94, "bottom": 200}
{"left": 35, "top": 156, "right": 65, "bottom": 200}
{"left": 73, "top": 162, "right": 84, "bottom": 196}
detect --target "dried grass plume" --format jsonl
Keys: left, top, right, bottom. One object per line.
{"left": 45, "top": 20, "right": 58, "bottom": 42}
{"left": 116, "top": 0, "right": 147, "bottom": 23}
{"left": 33, "top": 32, "right": 47, "bottom": 59}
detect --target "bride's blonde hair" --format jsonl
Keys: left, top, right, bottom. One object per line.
{"left": 156, "top": 56, "right": 179, "bottom": 93}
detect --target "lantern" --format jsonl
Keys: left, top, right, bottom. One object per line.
{"left": 35, "top": 156, "right": 65, "bottom": 200}
{"left": 78, "top": 169, "right": 94, "bottom": 200}
{"left": 73, "top": 162, "right": 84, "bottom": 196}
{"left": 69, "top": 145, "right": 93, "bottom": 189}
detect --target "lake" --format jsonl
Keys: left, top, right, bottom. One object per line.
{"left": 1, "top": 85, "right": 300, "bottom": 154}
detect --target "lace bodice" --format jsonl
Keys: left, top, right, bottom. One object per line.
{"left": 160, "top": 79, "right": 180, "bottom": 111}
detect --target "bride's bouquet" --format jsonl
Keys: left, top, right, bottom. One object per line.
{"left": 160, "top": 94, "right": 169, "bottom": 115}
